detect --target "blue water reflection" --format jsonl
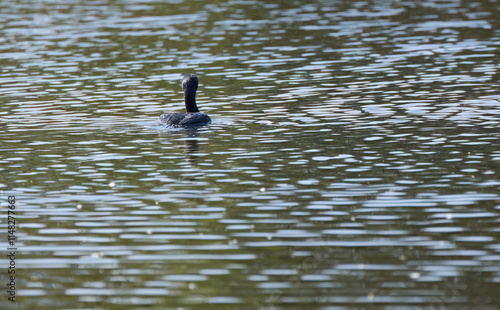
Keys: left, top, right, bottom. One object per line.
{"left": 1, "top": 0, "right": 500, "bottom": 308}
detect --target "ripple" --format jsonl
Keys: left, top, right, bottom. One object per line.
{"left": 2, "top": 0, "right": 500, "bottom": 308}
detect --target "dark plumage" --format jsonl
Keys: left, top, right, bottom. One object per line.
{"left": 158, "top": 74, "right": 211, "bottom": 126}
{"left": 158, "top": 111, "right": 211, "bottom": 126}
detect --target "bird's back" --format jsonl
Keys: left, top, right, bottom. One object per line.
{"left": 158, "top": 112, "right": 211, "bottom": 126}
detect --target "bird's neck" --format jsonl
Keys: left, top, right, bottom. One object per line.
{"left": 184, "top": 92, "right": 199, "bottom": 112}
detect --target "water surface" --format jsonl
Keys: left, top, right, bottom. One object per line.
{"left": 1, "top": 0, "right": 500, "bottom": 309}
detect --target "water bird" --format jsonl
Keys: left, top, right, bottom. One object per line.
{"left": 158, "top": 74, "right": 211, "bottom": 126}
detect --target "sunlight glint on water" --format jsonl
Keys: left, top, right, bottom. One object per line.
{"left": 0, "top": 0, "right": 500, "bottom": 309}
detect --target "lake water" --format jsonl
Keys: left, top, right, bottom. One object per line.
{"left": 1, "top": 0, "right": 500, "bottom": 309}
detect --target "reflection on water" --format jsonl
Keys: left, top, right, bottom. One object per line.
{"left": 1, "top": 0, "right": 500, "bottom": 308}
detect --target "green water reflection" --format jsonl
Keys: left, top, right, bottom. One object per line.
{"left": 1, "top": 0, "right": 500, "bottom": 309}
